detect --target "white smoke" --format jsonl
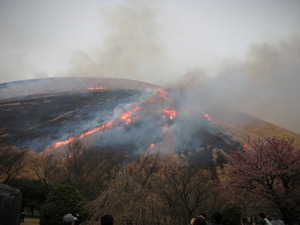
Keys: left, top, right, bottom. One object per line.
{"left": 170, "top": 35, "right": 300, "bottom": 134}
{"left": 0, "top": 0, "right": 299, "bottom": 134}
{"left": 67, "top": 0, "right": 168, "bottom": 83}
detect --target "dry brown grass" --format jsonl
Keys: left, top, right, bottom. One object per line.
{"left": 22, "top": 217, "right": 39, "bottom": 225}
{"left": 213, "top": 110, "right": 300, "bottom": 149}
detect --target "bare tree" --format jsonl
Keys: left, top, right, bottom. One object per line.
{"left": 157, "top": 155, "right": 215, "bottom": 225}
{"left": 0, "top": 145, "right": 29, "bottom": 183}
{"left": 30, "top": 153, "right": 64, "bottom": 188}
{"left": 64, "top": 140, "right": 131, "bottom": 199}
{"left": 90, "top": 154, "right": 219, "bottom": 225}
{"left": 90, "top": 154, "right": 165, "bottom": 225}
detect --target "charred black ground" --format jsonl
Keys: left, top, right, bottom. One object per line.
{"left": 0, "top": 89, "right": 146, "bottom": 151}
{"left": 0, "top": 78, "right": 243, "bottom": 170}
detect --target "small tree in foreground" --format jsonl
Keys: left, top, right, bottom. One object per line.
{"left": 0, "top": 145, "right": 29, "bottom": 183}
{"left": 224, "top": 137, "right": 300, "bottom": 225}
{"left": 7, "top": 178, "right": 47, "bottom": 216}
{"left": 89, "top": 154, "right": 220, "bottom": 225}
{"left": 40, "top": 185, "right": 87, "bottom": 225}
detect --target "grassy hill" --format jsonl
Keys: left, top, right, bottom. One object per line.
{"left": 213, "top": 110, "right": 300, "bottom": 149}
{"left": 1, "top": 77, "right": 299, "bottom": 154}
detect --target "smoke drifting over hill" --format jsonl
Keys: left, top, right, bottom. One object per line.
{"left": 68, "top": 0, "right": 166, "bottom": 83}
{"left": 0, "top": 0, "right": 299, "bottom": 133}
{"left": 175, "top": 36, "right": 300, "bottom": 134}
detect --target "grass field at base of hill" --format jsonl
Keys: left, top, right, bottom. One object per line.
{"left": 22, "top": 217, "right": 39, "bottom": 225}
{"left": 21, "top": 217, "right": 99, "bottom": 225}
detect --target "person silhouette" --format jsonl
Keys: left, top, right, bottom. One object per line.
{"left": 101, "top": 214, "right": 114, "bottom": 225}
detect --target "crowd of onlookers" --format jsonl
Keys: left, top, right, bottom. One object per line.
{"left": 61, "top": 211, "right": 286, "bottom": 225}
{"left": 187, "top": 212, "right": 285, "bottom": 225}
{"left": 62, "top": 213, "right": 115, "bottom": 225}
{"left": 255, "top": 212, "right": 285, "bottom": 225}
{"left": 190, "top": 212, "right": 285, "bottom": 225}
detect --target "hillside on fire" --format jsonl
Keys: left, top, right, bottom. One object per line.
{"left": 1, "top": 77, "right": 300, "bottom": 225}
{"left": 1, "top": 77, "right": 299, "bottom": 153}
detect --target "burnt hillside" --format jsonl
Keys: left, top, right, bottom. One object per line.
{"left": 1, "top": 77, "right": 299, "bottom": 167}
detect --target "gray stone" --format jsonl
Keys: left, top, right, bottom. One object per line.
{"left": 0, "top": 184, "right": 22, "bottom": 225}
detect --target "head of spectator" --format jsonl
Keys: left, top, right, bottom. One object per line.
{"left": 101, "top": 214, "right": 114, "bottom": 225}
{"left": 194, "top": 216, "right": 207, "bottom": 225}
{"left": 63, "top": 213, "right": 77, "bottom": 225}
{"left": 211, "top": 211, "right": 223, "bottom": 223}
{"left": 259, "top": 213, "right": 266, "bottom": 219}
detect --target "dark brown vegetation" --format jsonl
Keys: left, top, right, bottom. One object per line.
{"left": 224, "top": 137, "right": 300, "bottom": 225}
{"left": 1, "top": 136, "right": 299, "bottom": 225}
{"left": 0, "top": 145, "right": 29, "bottom": 183}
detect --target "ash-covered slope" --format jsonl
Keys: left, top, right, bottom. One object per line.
{"left": 0, "top": 78, "right": 161, "bottom": 152}
{"left": 0, "top": 77, "right": 157, "bottom": 99}
{"left": 1, "top": 77, "right": 298, "bottom": 161}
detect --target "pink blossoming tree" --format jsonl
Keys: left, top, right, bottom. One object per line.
{"left": 224, "top": 137, "right": 300, "bottom": 225}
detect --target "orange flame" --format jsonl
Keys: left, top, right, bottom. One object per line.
{"left": 202, "top": 113, "right": 216, "bottom": 125}
{"left": 124, "top": 118, "right": 131, "bottom": 124}
{"left": 157, "top": 88, "right": 168, "bottom": 99}
{"left": 45, "top": 121, "right": 114, "bottom": 152}
{"left": 45, "top": 136, "right": 75, "bottom": 152}
{"left": 44, "top": 105, "right": 143, "bottom": 152}
{"left": 78, "top": 121, "right": 113, "bottom": 139}
{"left": 87, "top": 87, "right": 106, "bottom": 90}
{"left": 119, "top": 106, "right": 142, "bottom": 123}
{"left": 203, "top": 113, "right": 211, "bottom": 121}
{"left": 120, "top": 112, "right": 131, "bottom": 120}
{"left": 161, "top": 107, "right": 177, "bottom": 120}
{"left": 149, "top": 143, "right": 156, "bottom": 149}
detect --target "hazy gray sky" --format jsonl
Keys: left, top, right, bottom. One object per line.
{"left": 1, "top": 0, "right": 300, "bottom": 133}
{"left": 1, "top": 0, "right": 299, "bottom": 83}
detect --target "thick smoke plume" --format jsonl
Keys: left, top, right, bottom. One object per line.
{"left": 0, "top": 0, "right": 299, "bottom": 134}
{"left": 67, "top": 0, "right": 300, "bottom": 134}
{"left": 67, "top": 0, "right": 168, "bottom": 83}
{"left": 174, "top": 35, "right": 300, "bottom": 134}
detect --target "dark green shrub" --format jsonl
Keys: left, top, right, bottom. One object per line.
{"left": 7, "top": 178, "right": 47, "bottom": 216}
{"left": 222, "top": 203, "right": 243, "bottom": 225}
{"left": 40, "top": 184, "right": 87, "bottom": 225}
